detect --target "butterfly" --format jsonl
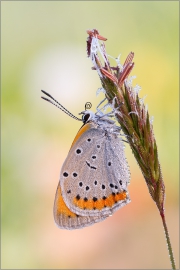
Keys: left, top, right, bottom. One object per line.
{"left": 41, "top": 90, "right": 130, "bottom": 229}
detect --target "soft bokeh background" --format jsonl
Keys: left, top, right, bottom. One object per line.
{"left": 1, "top": 1, "right": 179, "bottom": 269}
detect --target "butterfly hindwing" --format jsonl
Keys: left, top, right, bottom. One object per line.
{"left": 53, "top": 182, "right": 109, "bottom": 229}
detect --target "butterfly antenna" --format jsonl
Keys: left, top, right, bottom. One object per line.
{"left": 41, "top": 90, "right": 82, "bottom": 121}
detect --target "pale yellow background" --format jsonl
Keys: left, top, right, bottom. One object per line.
{"left": 1, "top": 1, "right": 179, "bottom": 269}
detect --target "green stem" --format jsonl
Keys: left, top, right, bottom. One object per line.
{"left": 161, "top": 212, "right": 176, "bottom": 269}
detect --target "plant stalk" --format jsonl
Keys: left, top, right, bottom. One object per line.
{"left": 161, "top": 212, "right": 176, "bottom": 269}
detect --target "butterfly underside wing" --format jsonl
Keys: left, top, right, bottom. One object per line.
{"left": 60, "top": 122, "right": 130, "bottom": 218}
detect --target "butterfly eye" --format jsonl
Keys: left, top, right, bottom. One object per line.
{"left": 82, "top": 113, "right": 90, "bottom": 123}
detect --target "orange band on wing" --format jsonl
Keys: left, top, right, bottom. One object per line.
{"left": 70, "top": 123, "right": 92, "bottom": 149}
{"left": 56, "top": 184, "right": 76, "bottom": 217}
{"left": 73, "top": 191, "right": 127, "bottom": 210}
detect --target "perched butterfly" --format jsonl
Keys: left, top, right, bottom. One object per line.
{"left": 41, "top": 90, "right": 130, "bottom": 229}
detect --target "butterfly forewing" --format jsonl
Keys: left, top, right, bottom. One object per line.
{"left": 60, "top": 122, "right": 130, "bottom": 217}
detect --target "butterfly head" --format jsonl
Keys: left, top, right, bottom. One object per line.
{"left": 41, "top": 90, "right": 114, "bottom": 127}
{"left": 80, "top": 110, "right": 96, "bottom": 124}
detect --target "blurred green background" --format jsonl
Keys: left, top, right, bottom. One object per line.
{"left": 1, "top": 1, "right": 179, "bottom": 269}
